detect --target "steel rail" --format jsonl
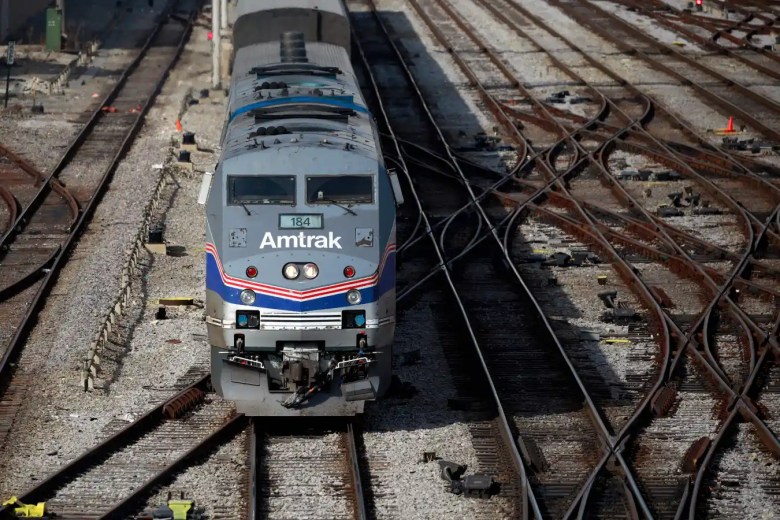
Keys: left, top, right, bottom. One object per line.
{"left": 0, "top": 1, "right": 180, "bottom": 253}
{"left": 247, "top": 418, "right": 369, "bottom": 520}
{"left": 501, "top": 0, "right": 774, "bottom": 190}
{"left": 620, "top": 0, "right": 780, "bottom": 78}
{"left": 435, "top": 1, "right": 780, "bottom": 517}
{"left": 731, "top": 0, "right": 780, "bottom": 19}
{"left": 406, "top": 1, "right": 656, "bottom": 516}
{"left": 345, "top": 422, "right": 368, "bottom": 520}
{"left": 352, "top": 5, "right": 543, "bottom": 516}
{"left": 495, "top": 0, "right": 779, "bottom": 386}
{"left": 100, "top": 413, "right": 247, "bottom": 520}
{"left": 0, "top": 375, "right": 211, "bottom": 518}
{"left": 247, "top": 420, "right": 258, "bottom": 520}
{"left": 566, "top": 0, "right": 780, "bottom": 143}
{"left": 0, "top": 187, "right": 17, "bottom": 236}
{"left": 368, "top": 2, "right": 780, "bottom": 516}
{"left": 484, "top": 1, "right": 777, "bottom": 512}
{"left": 500, "top": 0, "right": 772, "bottom": 384}
{"left": 434, "top": 0, "right": 697, "bottom": 509}
{"left": 498, "top": 0, "right": 780, "bottom": 201}
{"left": 706, "top": 0, "right": 777, "bottom": 25}
{"left": 0, "top": 7, "right": 196, "bottom": 389}
{"left": 685, "top": 321, "right": 780, "bottom": 518}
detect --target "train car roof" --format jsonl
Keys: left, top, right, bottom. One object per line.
{"left": 234, "top": 0, "right": 348, "bottom": 20}
{"left": 233, "top": 0, "right": 350, "bottom": 51}
{"left": 231, "top": 40, "right": 353, "bottom": 82}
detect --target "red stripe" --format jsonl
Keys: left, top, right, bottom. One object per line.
{"left": 206, "top": 242, "right": 395, "bottom": 300}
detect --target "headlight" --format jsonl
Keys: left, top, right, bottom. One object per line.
{"left": 303, "top": 263, "right": 319, "bottom": 279}
{"left": 240, "top": 289, "right": 256, "bottom": 305}
{"left": 346, "top": 289, "right": 362, "bottom": 305}
{"left": 283, "top": 263, "right": 300, "bottom": 279}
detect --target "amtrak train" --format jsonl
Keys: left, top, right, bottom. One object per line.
{"left": 201, "top": 0, "right": 403, "bottom": 416}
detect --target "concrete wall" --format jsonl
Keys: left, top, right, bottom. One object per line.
{"left": 0, "top": 0, "right": 52, "bottom": 43}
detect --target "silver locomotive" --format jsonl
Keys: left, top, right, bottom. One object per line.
{"left": 202, "top": 0, "right": 402, "bottom": 416}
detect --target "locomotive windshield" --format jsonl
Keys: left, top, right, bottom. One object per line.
{"left": 228, "top": 175, "right": 295, "bottom": 205}
{"left": 306, "top": 175, "right": 373, "bottom": 204}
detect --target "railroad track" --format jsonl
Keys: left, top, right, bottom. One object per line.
{"left": 0, "top": 1, "right": 196, "bottom": 393}
{"left": 618, "top": 0, "right": 780, "bottom": 74}
{"left": 430, "top": 2, "right": 776, "bottom": 516}
{"left": 0, "top": 374, "right": 248, "bottom": 520}
{"left": 247, "top": 419, "right": 368, "bottom": 520}
{"left": 350, "top": 2, "right": 533, "bottom": 517}
{"left": 353, "top": 0, "right": 780, "bottom": 517}
{"left": 553, "top": 0, "right": 780, "bottom": 144}
{"left": 1, "top": 1, "right": 774, "bottom": 517}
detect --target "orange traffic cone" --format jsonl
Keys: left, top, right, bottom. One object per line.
{"left": 726, "top": 116, "right": 734, "bottom": 133}
{"left": 175, "top": 119, "right": 183, "bottom": 132}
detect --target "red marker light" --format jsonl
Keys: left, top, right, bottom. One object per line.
{"left": 695, "top": 0, "right": 702, "bottom": 5}
{"left": 344, "top": 266, "right": 356, "bottom": 278}
{"left": 246, "top": 266, "right": 258, "bottom": 278}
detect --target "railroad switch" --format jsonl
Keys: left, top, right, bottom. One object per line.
{"left": 438, "top": 460, "right": 497, "bottom": 497}
{"left": 1, "top": 496, "right": 46, "bottom": 518}
{"left": 459, "top": 474, "right": 495, "bottom": 498}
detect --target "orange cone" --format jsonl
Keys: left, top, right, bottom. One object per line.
{"left": 175, "top": 119, "right": 183, "bottom": 132}
{"left": 726, "top": 116, "right": 734, "bottom": 133}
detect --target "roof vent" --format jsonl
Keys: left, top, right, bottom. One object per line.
{"left": 280, "top": 32, "right": 308, "bottom": 63}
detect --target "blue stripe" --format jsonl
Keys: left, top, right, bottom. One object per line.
{"left": 206, "top": 252, "right": 395, "bottom": 312}
{"left": 229, "top": 96, "right": 369, "bottom": 122}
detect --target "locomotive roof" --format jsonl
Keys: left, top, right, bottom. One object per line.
{"left": 234, "top": 0, "right": 348, "bottom": 21}
{"left": 221, "top": 41, "right": 378, "bottom": 164}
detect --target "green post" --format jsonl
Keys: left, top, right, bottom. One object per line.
{"left": 45, "top": 8, "right": 62, "bottom": 52}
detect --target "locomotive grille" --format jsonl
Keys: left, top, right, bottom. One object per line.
{"left": 260, "top": 312, "right": 341, "bottom": 330}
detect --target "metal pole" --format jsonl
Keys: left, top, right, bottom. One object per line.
{"left": 221, "top": 0, "right": 228, "bottom": 31}
{"left": 4, "top": 42, "right": 13, "bottom": 108}
{"left": 4, "top": 65, "right": 10, "bottom": 108}
{"left": 57, "top": 0, "right": 65, "bottom": 38}
{"left": 212, "top": 0, "right": 221, "bottom": 89}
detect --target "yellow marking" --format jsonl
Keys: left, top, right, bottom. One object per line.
{"left": 601, "top": 338, "right": 632, "bottom": 344}
{"left": 169, "top": 500, "right": 194, "bottom": 520}
{"left": 157, "top": 297, "right": 195, "bottom": 306}
{"left": 2, "top": 497, "right": 46, "bottom": 518}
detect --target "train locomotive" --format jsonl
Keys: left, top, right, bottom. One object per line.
{"left": 202, "top": 0, "right": 402, "bottom": 416}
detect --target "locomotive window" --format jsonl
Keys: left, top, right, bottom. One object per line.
{"left": 306, "top": 175, "right": 373, "bottom": 204}
{"left": 228, "top": 176, "right": 295, "bottom": 205}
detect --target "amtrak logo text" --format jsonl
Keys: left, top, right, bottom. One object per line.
{"left": 259, "top": 232, "right": 343, "bottom": 249}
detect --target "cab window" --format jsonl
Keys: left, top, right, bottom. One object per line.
{"left": 306, "top": 175, "right": 373, "bottom": 204}
{"left": 228, "top": 175, "right": 295, "bottom": 205}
